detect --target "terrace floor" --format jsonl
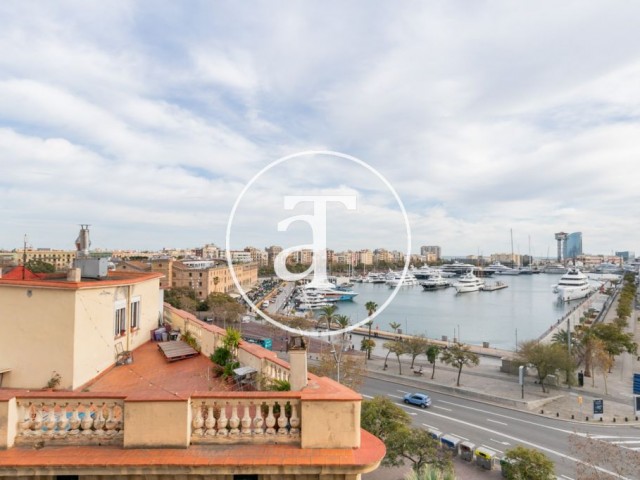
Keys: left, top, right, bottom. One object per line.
{"left": 81, "top": 341, "right": 233, "bottom": 400}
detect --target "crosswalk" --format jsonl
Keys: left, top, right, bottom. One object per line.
{"left": 589, "top": 435, "right": 640, "bottom": 451}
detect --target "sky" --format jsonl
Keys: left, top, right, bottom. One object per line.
{"left": 1, "top": 1, "right": 640, "bottom": 257}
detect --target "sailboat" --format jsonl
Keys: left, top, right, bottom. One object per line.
{"left": 500, "top": 229, "right": 521, "bottom": 275}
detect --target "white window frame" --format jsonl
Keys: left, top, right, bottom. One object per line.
{"left": 114, "top": 299, "right": 126, "bottom": 336}
{"left": 130, "top": 296, "right": 141, "bottom": 330}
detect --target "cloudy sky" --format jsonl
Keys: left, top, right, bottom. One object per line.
{"left": 1, "top": 1, "right": 639, "bottom": 257}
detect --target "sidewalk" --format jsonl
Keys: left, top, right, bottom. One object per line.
{"left": 358, "top": 287, "right": 639, "bottom": 425}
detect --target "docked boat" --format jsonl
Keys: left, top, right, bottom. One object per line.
{"left": 442, "top": 262, "right": 495, "bottom": 277}
{"left": 362, "top": 272, "right": 387, "bottom": 284}
{"left": 386, "top": 271, "right": 420, "bottom": 287}
{"left": 542, "top": 263, "right": 567, "bottom": 274}
{"left": 488, "top": 262, "right": 520, "bottom": 275}
{"left": 481, "top": 281, "right": 508, "bottom": 291}
{"left": 552, "top": 268, "right": 593, "bottom": 302}
{"left": 412, "top": 265, "right": 438, "bottom": 279}
{"left": 452, "top": 271, "right": 485, "bottom": 293}
{"left": 303, "top": 283, "right": 359, "bottom": 301}
{"left": 421, "top": 272, "right": 451, "bottom": 290}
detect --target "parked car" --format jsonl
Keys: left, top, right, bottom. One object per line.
{"left": 403, "top": 392, "right": 432, "bottom": 408}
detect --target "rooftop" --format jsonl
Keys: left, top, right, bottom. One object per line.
{"left": 0, "top": 268, "right": 163, "bottom": 289}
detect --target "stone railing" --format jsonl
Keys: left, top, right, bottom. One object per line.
{"left": 15, "top": 398, "right": 124, "bottom": 446}
{"left": 190, "top": 396, "right": 301, "bottom": 444}
{"left": 263, "top": 358, "right": 290, "bottom": 383}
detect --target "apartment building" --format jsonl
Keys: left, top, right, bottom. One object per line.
{"left": 151, "top": 258, "right": 258, "bottom": 299}
{"left": 0, "top": 269, "right": 384, "bottom": 479}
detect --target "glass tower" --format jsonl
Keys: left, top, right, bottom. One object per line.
{"left": 564, "top": 232, "right": 583, "bottom": 259}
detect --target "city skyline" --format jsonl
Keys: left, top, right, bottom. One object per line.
{"left": 2, "top": 2, "right": 640, "bottom": 255}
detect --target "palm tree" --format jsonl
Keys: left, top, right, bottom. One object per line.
{"left": 335, "top": 314, "right": 351, "bottom": 348}
{"left": 318, "top": 305, "right": 338, "bottom": 332}
{"left": 364, "top": 301, "right": 378, "bottom": 360}
{"left": 389, "top": 321, "right": 401, "bottom": 334}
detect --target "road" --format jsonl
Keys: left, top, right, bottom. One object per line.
{"left": 266, "top": 281, "right": 295, "bottom": 314}
{"left": 361, "top": 377, "right": 640, "bottom": 479}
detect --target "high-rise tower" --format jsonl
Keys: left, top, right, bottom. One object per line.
{"left": 554, "top": 232, "right": 567, "bottom": 262}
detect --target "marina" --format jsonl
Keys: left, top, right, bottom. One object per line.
{"left": 289, "top": 272, "right": 609, "bottom": 350}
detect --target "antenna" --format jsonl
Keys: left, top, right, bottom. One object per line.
{"left": 22, "top": 234, "right": 28, "bottom": 280}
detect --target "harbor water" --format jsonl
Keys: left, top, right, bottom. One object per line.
{"left": 329, "top": 274, "right": 579, "bottom": 350}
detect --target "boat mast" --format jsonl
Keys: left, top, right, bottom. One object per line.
{"left": 510, "top": 229, "right": 515, "bottom": 268}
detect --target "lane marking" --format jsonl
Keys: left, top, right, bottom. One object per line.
{"left": 422, "top": 423, "right": 437, "bottom": 430}
{"left": 486, "top": 419, "right": 508, "bottom": 426}
{"left": 433, "top": 405, "right": 452, "bottom": 412}
{"left": 452, "top": 433, "right": 469, "bottom": 441}
{"left": 437, "top": 399, "right": 586, "bottom": 436}
{"left": 362, "top": 394, "right": 374, "bottom": 399}
{"left": 483, "top": 443, "right": 504, "bottom": 454}
{"left": 560, "top": 475, "right": 575, "bottom": 480}
{"left": 421, "top": 409, "right": 633, "bottom": 480}
{"left": 489, "top": 438, "right": 509, "bottom": 446}
{"left": 611, "top": 440, "right": 640, "bottom": 444}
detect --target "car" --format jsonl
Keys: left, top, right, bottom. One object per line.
{"left": 403, "top": 392, "right": 432, "bottom": 408}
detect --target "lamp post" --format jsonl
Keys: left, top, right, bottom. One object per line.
{"left": 330, "top": 346, "right": 340, "bottom": 383}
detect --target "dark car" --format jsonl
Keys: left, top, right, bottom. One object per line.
{"left": 403, "top": 392, "right": 432, "bottom": 408}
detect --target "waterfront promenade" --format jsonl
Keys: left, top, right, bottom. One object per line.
{"left": 359, "top": 290, "right": 639, "bottom": 480}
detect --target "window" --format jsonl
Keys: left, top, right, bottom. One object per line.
{"left": 130, "top": 297, "right": 140, "bottom": 330}
{"left": 114, "top": 306, "right": 126, "bottom": 336}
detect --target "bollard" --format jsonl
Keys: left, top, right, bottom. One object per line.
{"left": 625, "top": 417, "right": 628, "bottom": 422}
{"left": 599, "top": 417, "right": 603, "bottom": 422}
{"left": 540, "top": 409, "right": 544, "bottom": 414}
{"left": 556, "top": 413, "right": 559, "bottom": 417}
{"left": 586, "top": 416, "right": 589, "bottom": 421}
{"left": 613, "top": 418, "right": 616, "bottom": 422}
{"left": 571, "top": 414, "right": 574, "bottom": 419}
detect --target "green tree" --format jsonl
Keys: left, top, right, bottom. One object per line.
{"left": 390, "top": 321, "right": 402, "bottom": 334}
{"left": 24, "top": 259, "right": 55, "bottom": 273}
{"left": 361, "top": 338, "right": 376, "bottom": 357}
{"left": 591, "top": 322, "right": 637, "bottom": 361}
{"left": 404, "top": 465, "right": 455, "bottom": 480}
{"left": 365, "top": 301, "right": 378, "bottom": 360}
{"left": 440, "top": 343, "right": 479, "bottom": 387}
{"left": 405, "top": 335, "right": 429, "bottom": 369}
{"left": 222, "top": 327, "right": 242, "bottom": 354}
{"left": 426, "top": 345, "right": 441, "bottom": 379}
{"left": 503, "top": 445, "right": 555, "bottom": 480}
{"left": 360, "top": 396, "right": 410, "bottom": 440}
{"left": 516, "top": 340, "right": 573, "bottom": 393}
{"left": 384, "top": 340, "right": 407, "bottom": 375}
{"left": 385, "top": 426, "right": 452, "bottom": 473}
{"left": 318, "top": 304, "right": 338, "bottom": 331}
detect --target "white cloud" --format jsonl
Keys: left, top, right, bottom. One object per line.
{"left": 1, "top": 1, "right": 640, "bottom": 255}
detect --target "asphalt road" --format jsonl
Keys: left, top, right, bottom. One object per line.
{"left": 361, "top": 376, "right": 640, "bottom": 479}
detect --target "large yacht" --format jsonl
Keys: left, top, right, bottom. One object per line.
{"left": 442, "top": 262, "right": 495, "bottom": 277}
{"left": 421, "top": 272, "right": 451, "bottom": 290}
{"left": 303, "top": 282, "right": 359, "bottom": 301}
{"left": 488, "top": 261, "right": 520, "bottom": 275}
{"left": 386, "top": 271, "right": 420, "bottom": 287}
{"left": 553, "top": 268, "right": 593, "bottom": 302}
{"left": 452, "top": 271, "right": 485, "bottom": 293}
{"left": 542, "top": 263, "right": 567, "bottom": 274}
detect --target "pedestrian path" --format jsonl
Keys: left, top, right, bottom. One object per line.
{"left": 357, "top": 289, "right": 640, "bottom": 424}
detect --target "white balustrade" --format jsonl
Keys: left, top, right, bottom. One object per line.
{"left": 16, "top": 399, "right": 124, "bottom": 446}
{"left": 191, "top": 398, "right": 300, "bottom": 444}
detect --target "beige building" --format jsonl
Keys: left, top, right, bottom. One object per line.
{"left": 151, "top": 258, "right": 257, "bottom": 299}
{"left": 0, "top": 271, "right": 384, "bottom": 478}
{"left": 0, "top": 268, "right": 163, "bottom": 390}
{"left": 15, "top": 248, "right": 77, "bottom": 270}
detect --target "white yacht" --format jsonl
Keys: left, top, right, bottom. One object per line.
{"left": 488, "top": 262, "right": 520, "bottom": 275}
{"left": 386, "top": 271, "right": 420, "bottom": 287}
{"left": 553, "top": 268, "right": 593, "bottom": 302}
{"left": 421, "top": 272, "right": 451, "bottom": 290}
{"left": 452, "top": 271, "right": 485, "bottom": 293}
{"left": 303, "top": 283, "right": 359, "bottom": 301}
{"left": 542, "top": 263, "right": 567, "bottom": 274}
{"left": 362, "top": 272, "right": 387, "bottom": 284}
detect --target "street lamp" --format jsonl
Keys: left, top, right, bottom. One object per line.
{"left": 330, "top": 346, "right": 340, "bottom": 383}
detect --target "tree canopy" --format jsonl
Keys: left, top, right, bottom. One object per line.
{"left": 503, "top": 445, "right": 555, "bottom": 480}
{"left": 440, "top": 343, "right": 479, "bottom": 386}
{"left": 516, "top": 340, "right": 574, "bottom": 392}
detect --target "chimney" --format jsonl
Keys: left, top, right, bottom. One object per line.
{"left": 67, "top": 268, "right": 81, "bottom": 282}
{"left": 287, "top": 336, "right": 308, "bottom": 391}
